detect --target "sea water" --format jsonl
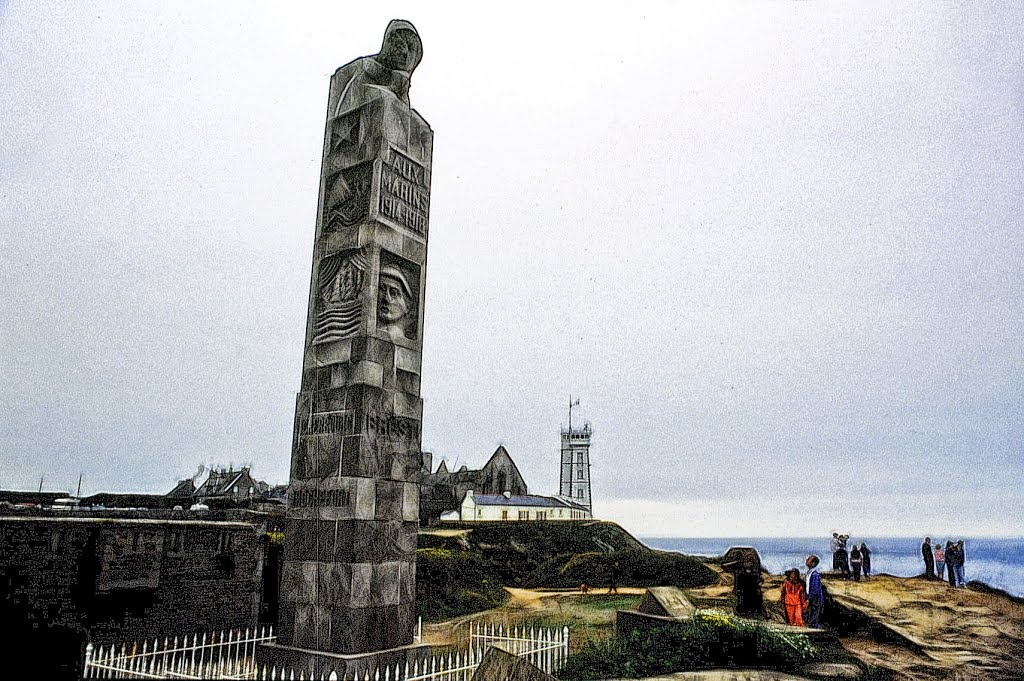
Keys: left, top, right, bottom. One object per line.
{"left": 642, "top": 536, "right": 1024, "bottom": 598}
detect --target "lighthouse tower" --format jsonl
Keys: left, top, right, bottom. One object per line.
{"left": 559, "top": 398, "right": 592, "bottom": 513}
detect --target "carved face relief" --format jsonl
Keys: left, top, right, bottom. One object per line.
{"left": 377, "top": 265, "right": 412, "bottom": 335}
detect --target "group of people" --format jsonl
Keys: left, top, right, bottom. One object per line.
{"left": 778, "top": 535, "right": 972, "bottom": 629}
{"left": 830, "top": 533, "right": 872, "bottom": 581}
{"left": 779, "top": 554, "right": 826, "bottom": 628}
{"left": 922, "top": 537, "right": 967, "bottom": 587}
{"left": 778, "top": 533, "right": 876, "bottom": 629}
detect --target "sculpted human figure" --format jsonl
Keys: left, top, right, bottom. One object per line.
{"left": 334, "top": 20, "right": 423, "bottom": 115}
{"left": 378, "top": 265, "right": 413, "bottom": 339}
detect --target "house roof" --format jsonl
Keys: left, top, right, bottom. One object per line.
{"left": 166, "top": 479, "right": 196, "bottom": 498}
{"left": 469, "top": 493, "right": 588, "bottom": 511}
{"left": 195, "top": 468, "right": 257, "bottom": 497}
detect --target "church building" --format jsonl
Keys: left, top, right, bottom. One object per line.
{"left": 419, "top": 446, "right": 527, "bottom": 524}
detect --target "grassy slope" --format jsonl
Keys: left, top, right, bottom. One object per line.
{"left": 415, "top": 521, "right": 716, "bottom": 622}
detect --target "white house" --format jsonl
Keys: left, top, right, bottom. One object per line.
{"left": 456, "top": 489, "right": 591, "bottom": 522}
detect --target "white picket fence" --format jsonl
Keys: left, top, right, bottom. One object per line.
{"left": 469, "top": 622, "right": 569, "bottom": 677}
{"left": 83, "top": 626, "right": 275, "bottom": 679}
{"left": 82, "top": 621, "right": 569, "bottom": 680}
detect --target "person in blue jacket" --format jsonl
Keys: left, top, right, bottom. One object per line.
{"left": 804, "top": 554, "right": 824, "bottom": 628}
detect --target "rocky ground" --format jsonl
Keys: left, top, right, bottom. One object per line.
{"left": 692, "top": 569, "right": 1024, "bottom": 679}
{"left": 822, "top": 574, "right": 1024, "bottom": 679}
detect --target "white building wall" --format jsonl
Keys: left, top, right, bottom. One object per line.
{"left": 458, "top": 491, "right": 590, "bottom": 522}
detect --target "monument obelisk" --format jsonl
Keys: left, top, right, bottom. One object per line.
{"left": 269, "top": 20, "right": 432, "bottom": 673}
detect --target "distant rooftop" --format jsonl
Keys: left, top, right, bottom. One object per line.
{"left": 470, "top": 493, "right": 588, "bottom": 511}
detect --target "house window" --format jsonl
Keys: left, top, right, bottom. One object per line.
{"left": 217, "top": 532, "right": 232, "bottom": 553}
{"left": 501, "top": 510, "right": 508, "bottom": 521}
{"left": 536, "top": 512, "right": 547, "bottom": 521}
{"left": 577, "top": 490, "right": 583, "bottom": 499}
{"left": 518, "top": 510, "right": 529, "bottom": 520}
{"left": 477, "top": 509, "right": 482, "bottom": 518}
{"left": 168, "top": 530, "right": 184, "bottom": 554}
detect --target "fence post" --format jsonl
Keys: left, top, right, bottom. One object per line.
{"left": 83, "top": 643, "right": 94, "bottom": 678}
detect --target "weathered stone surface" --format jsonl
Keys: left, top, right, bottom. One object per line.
{"left": 471, "top": 646, "right": 556, "bottom": 681}
{"left": 637, "top": 586, "right": 697, "bottom": 619}
{"left": 278, "top": 18, "right": 432, "bottom": 656}
{"left": 0, "top": 515, "right": 266, "bottom": 679}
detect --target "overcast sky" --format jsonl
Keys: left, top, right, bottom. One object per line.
{"left": 2, "top": 2, "right": 1022, "bottom": 536}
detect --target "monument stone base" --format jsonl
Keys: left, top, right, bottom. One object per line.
{"left": 257, "top": 641, "right": 433, "bottom": 678}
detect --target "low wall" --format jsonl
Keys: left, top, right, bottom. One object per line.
{"left": 0, "top": 514, "right": 266, "bottom": 680}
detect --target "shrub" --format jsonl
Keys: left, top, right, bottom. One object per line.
{"left": 415, "top": 548, "right": 509, "bottom": 621}
{"left": 557, "top": 610, "right": 818, "bottom": 680}
{"left": 528, "top": 549, "right": 717, "bottom": 589}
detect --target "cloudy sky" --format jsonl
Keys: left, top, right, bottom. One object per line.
{"left": 2, "top": 2, "right": 1021, "bottom": 536}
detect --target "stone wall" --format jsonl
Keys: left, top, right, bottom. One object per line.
{"left": 0, "top": 514, "right": 267, "bottom": 680}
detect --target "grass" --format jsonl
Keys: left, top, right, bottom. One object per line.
{"left": 527, "top": 549, "right": 717, "bottom": 590}
{"left": 460, "top": 591, "right": 642, "bottom": 653}
{"left": 415, "top": 523, "right": 715, "bottom": 622}
{"left": 556, "top": 612, "right": 821, "bottom": 680}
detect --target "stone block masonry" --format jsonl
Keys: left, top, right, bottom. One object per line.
{"left": 277, "top": 19, "right": 432, "bottom": 657}
{"left": 0, "top": 514, "right": 265, "bottom": 680}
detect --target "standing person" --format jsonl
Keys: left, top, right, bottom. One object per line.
{"left": 830, "top": 533, "right": 841, "bottom": 571}
{"left": 780, "top": 568, "right": 807, "bottom": 626}
{"left": 860, "top": 542, "right": 872, "bottom": 579}
{"left": 804, "top": 555, "right": 824, "bottom": 628}
{"left": 609, "top": 561, "right": 620, "bottom": 594}
{"left": 837, "top": 535, "right": 851, "bottom": 577}
{"left": 934, "top": 541, "right": 946, "bottom": 582}
{"left": 954, "top": 540, "right": 967, "bottom": 588}
{"left": 922, "top": 537, "right": 935, "bottom": 578}
{"left": 850, "top": 544, "right": 863, "bottom": 581}
{"left": 945, "top": 541, "right": 957, "bottom": 587}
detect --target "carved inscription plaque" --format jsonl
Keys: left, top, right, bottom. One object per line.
{"left": 379, "top": 150, "right": 429, "bottom": 236}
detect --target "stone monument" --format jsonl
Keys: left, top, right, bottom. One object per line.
{"left": 262, "top": 20, "right": 433, "bottom": 676}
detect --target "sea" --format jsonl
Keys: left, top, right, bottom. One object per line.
{"left": 641, "top": 537, "right": 1024, "bottom": 599}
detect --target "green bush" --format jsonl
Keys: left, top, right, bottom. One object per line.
{"left": 415, "top": 548, "right": 509, "bottom": 621}
{"left": 557, "top": 611, "right": 818, "bottom": 680}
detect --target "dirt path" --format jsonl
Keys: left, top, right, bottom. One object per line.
{"left": 504, "top": 586, "right": 648, "bottom": 609}
{"left": 422, "top": 587, "right": 645, "bottom": 651}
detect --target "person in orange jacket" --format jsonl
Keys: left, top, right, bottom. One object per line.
{"left": 780, "top": 568, "right": 808, "bottom": 626}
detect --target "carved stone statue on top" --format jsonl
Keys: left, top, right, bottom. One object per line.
{"left": 334, "top": 20, "right": 423, "bottom": 115}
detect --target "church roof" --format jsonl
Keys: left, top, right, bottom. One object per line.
{"left": 481, "top": 446, "right": 527, "bottom": 488}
